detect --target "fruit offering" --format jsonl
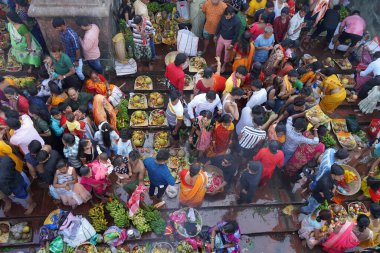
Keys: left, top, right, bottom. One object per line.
{"left": 176, "top": 240, "right": 194, "bottom": 253}
{"left": 338, "top": 74, "right": 355, "bottom": 87}
{"left": 154, "top": 131, "right": 169, "bottom": 149}
{"left": 131, "top": 110, "right": 148, "bottom": 127}
{"left": 76, "top": 243, "right": 97, "bottom": 253}
{"left": 128, "top": 94, "right": 147, "bottom": 109}
{"left": 334, "top": 58, "right": 352, "bottom": 70}
{"left": 184, "top": 75, "right": 194, "bottom": 90}
{"left": 328, "top": 204, "right": 348, "bottom": 229}
{"left": 206, "top": 172, "right": 224, "bottom": 193}
{"left": 348, "top": 202, "right": 368, "bottom": 218}
{"left": 305, "top": 105, "right": 331, "bottom": 126}
{"left": 132, "top": 130, "right": 145, "bottom": 147}
{"left": 148, "top": 92, "right": 165, "bottom": 108}
{"left": 106, "top": 198, "right": 130, "bottom": 228}
{"left": 135, "top": 75, "right": 153, "bottom": 90}
{"left": 152, "top": 242, "right": 173, "bottom": 253}
{"left": 9, "top": 222, "right": 32, "bottom": 241}
{"left": 149, "top": 109, "right": 167, "bottom": 126}
{"left": 336, "top": 132, "right": 356, "bottom": 150}
{"left": 0, "top": 54, "right": 5, "bottom": 71}
{"left": 132, "top": 245, "right": 147, "bottom": 253}
{"left": 331, "top": 119, "right": 348, "bottom": 133}
{"left": 89, "top": 204, "right": 108, "bottom": 232}
{"left": 6, "top": 52, "right": 22, "bottom": 72}
{"left": 189, "top": 56, "right": 207, "bottom": 73}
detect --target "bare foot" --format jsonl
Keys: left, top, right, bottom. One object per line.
{"left": 3, "top": 201, "right": 11, "bottom": 212}
{"left": 24, "top": 202, "right": 36, "bottom": 215}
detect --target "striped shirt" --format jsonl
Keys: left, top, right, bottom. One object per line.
{"left": 130, "top": 19, "right": 155, "bottom": 46}
{"left": 239, "top": 126, "right": 266, "bottom": 149}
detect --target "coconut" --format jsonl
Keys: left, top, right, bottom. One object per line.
{"left": 178, "top": 149, "right": 185, "bottom": 157}
{"left": 133, "top": 95, "right": 140, "bottom": 102}
{"left": 156, "top": 117, "right": 165, "bottom": 125}
{"left": 159, "top": 139, "right": 167, "bottom": 146}
{"left": 342, "top": 78, "right": 349, "bottom": 85}
{"left": 135, "top": 111, "right": 143, "bottom": 118}
{"left": 326, "top": 57, "right": 332, "bottom": 62}
{"left": 133, "top": 139, "right": 142, "bottom": 146}
{"left": 156, "top": 97, "right": 164, "bottom": 105}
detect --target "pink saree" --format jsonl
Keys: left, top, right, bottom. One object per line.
{"left": 322, "top": 222, "right": 360, "bottom": 253}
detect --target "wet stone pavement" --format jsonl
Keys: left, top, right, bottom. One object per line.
{"left": 1, "top": 41, "right": 380, "bottom": 252}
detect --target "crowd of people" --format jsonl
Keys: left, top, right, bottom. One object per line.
{"left": 0, "top": 0, "right": 380, "bottom": 252}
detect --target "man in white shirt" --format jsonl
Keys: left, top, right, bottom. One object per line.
{"left": 236, "top": 107, "right": 254, "bottom": 135}
{"left": 358, "top": 52, "right": 380, "bottom": 99}
{"left": 286, "top": 6, "right": 308, "bottom": 41}
{"left": 7, "top": 115, "right": 45, "bottom": 155}
{"left": 187, "top": 91, "right": 223, "bottom": 121}
{"left": 165, "top": 91, "right": 184, "bottom": 147}
{"left": 246, "top": 80, "right": 268, "bottom": 109}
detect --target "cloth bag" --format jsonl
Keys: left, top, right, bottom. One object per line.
{"left": 176, "top": 1, "right": 190, "bottom": 20}
{"left": 177, "top": 29, "right": 199, "bottom": 56}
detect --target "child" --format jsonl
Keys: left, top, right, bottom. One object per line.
{"left": 66, "top": 113, "right": 85, "bottom": 138}
{"left": 238, "top": 161, "right": 262, "bottom": 204}
{"left": 94, "top": 122, "right": 119, "bottom": 156}
{"left": 36, "top": 68, "right": 51, "bottom": 101}
{"left": 117, "top": 128, "right": 134, "bottom": 157}
{"left": 189, "top": 110, "right": 214, "bottom": 159}
{"left": 47, "top": 81, "right": 67, "bottom": 109}
{"left": 50, "top": 159, "right": 92, "bottom": 208}
{"left": 50, "top": 108, "right": 65, "bottom": 137}
{"left": 88, "top": 153, "right": 114, "bottom": 181}
{"left": 76, "top": 105, "right": 96, "bottom": 141}
{"left": 112, "top": 155, "right": 132, "bottom": 186}
{"left": 79, "top": 165, "right": 110, "bottom": 197}
{"left": 43, "top": 55, "right": 59, "bottom": 80}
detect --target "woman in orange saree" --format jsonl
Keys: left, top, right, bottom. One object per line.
{"left": 207, "top": 114, "right": 234, "bottom": 158}
{"left": 179, "top": 163, "right": 208, "bottom": 207}
{"left": 92, "top": 94, "right": 117, "bottom": 131}
{"left": 85, "top": 71, "right": 115, "bottom": 96}
{"left": 231, "top": 32, "right": 255, "bottom": 73}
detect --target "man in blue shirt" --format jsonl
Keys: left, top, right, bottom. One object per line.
{"left": 253, "top": 1, "right": 275, "bottom": 24}
{"left": 52, "top": 17, "right": 85, "bottom": 81}
{"left": 143, "top": 149, "right": 175, "bottom": 200}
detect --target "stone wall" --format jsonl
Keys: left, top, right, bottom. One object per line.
{"left": 29, "top": 0, "right": 117, "bottom": 67}
{"left": 348, "top": 0, "right": 380, "bottom": 37}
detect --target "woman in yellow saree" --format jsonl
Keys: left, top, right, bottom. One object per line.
{"left": 179, "top": 163, "right": 208, "bottom": 207}
{"left": 92, "top": 94, "right": 117, "bottom": 131}
{"left": 231, "top": 32, "right": 255, "bottom": 73}
{"left": 317, "top": 67, "right": 346, "bottom": 114}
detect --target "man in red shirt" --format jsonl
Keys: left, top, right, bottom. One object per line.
{"left": 253, "top": 140, "right": 284, "bottom": 186}
{"left": 165, "top": 53, "right": 187, "bottom": 92}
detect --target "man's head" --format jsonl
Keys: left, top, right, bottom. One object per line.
{"left": 293, "top": 117, "right": 307, "bottom": 132}
{"left": 203, "top": 67, "right": 214, "bottom": 79}
{"left": 351, "top": 10, "right": 360, "bottom": 16}
{"left": 330, "top": 164, "right": 345, "bottom": 181}
{"left": 27, "top": 85, "right": 38, "bottom": 97}
{"left": 224, "top": 6, "right": 235, "bottom": 20}
{"left": 264, "top": 1, "right": 274, "bottom": 14}
{"left": 50, "top": 107, "right": 62, "bottom": 120}
{"left": 206, "top": 90, "right": 217, "bottom": 103}
{"left": 3, "top": 86, "right": 18, "bottom": 101}
{"left": 37, "top": 150, "right": 50, "bottom": 163}
{"left": 310, "top": 61, "right": 323, "bottom": 72}
{"left": 119, "top": 128, "right": 132, "bottom": 142}
{"left": 75, "top": 17, "right": 91, "bottom": 30}
{"left": 280, "top": 7, "right": 289, "bottom": 19}
{"left": 268, "top": 140, "right": 280, "bottom": 154}
{"left": 300, "top": 86, "right": 312, "bottom": 98}
{"left": 68, "top": 88, "right": 80, "bottom": 101}
{"left": 28, "top": 140, "right": 42, "bottom": 155}
{"left": 288, "top": 70, "right": 299, "bottom": 83}
{"left": 221, "top": 154, "right": 233, "bottom": 167}
{"left": 189, "top": 162, "right": 201, "bottom": 177}
{"left": 58, "top": 101, "right": 72, "bottom": 114}
{"left": 263, "top": 25, "right": 274, "bottom": 39}
{"left": 156, "top": 149, "right": 170, "bottom": 163}
{"left": 253, "top": 114, "right": 265, "bottom": 127}
{"left": 251, "top": 79, "right": 263, "bottom": 91}
{"left": 230, "top": 87, "right": 244, "bottom": 99}
{"left": 247, "top": 160, "right": 262, "bottom": 174}
{"left": 252, "top": 105, "right": 265, "bottom": 116}
{"left": 373, "top": 51, "right": 380, "bottom": 60}
{"left": 259, "top": 12, "right": 269, "bottom": 24}
{"left": 335, "top": 149, "right": 349, "bottom": 160}
{"left": 52, "top": 17, "right": 66, "bottom": 32}
{"left": 6, "top": 117, "right": 21, "bottom": 130}
{"left": 293, "top": 96, "right": 306, "bottom": 110}
{"left": 299, "top": 6, "right": 308, "bottom": 18}
{"left": 51, "top": 43, "right": 63, "bottom": 61}
{"left": 169, "top": 90, "right": 181, "bottom": 105}
{"left": 236, "top": 65, "right": 247, "bottom": 79}
{"left": 62, "top": 133, "right": 76, "bottom": 147}
{"left": 129, "top": 149, "right": 141, "bottom": 162}
{"left": 174, "top": 53, "right": 187, "bottom": 67}
{"left": 211, "top": 0, "right": 221, "bottom": 5}
{"left": 133, "top": 15, "right": 143, "bottom": 25}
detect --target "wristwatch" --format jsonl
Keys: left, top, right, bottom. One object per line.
{"left": 63, "top": 75, "right": 66, "bottom": 79}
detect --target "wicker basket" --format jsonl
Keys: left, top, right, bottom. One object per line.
{"left": 339, "top": 164, "right": 361, "bottom": 196}
{"left": 347, "top": 201, "right": 369, "bottom": 218}
{"left": 173, "top": 207, "right": 203, "bottom": 238}
{"left": 75, "top": 242, "right": 97, "bottom": 253}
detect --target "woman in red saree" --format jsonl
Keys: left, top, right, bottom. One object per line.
{"left": 179, "top": 163, "right": 208, "bottom": 207}
{"left": 322, "top": 215, "right": 372, "bottom": 253}
{"left": 79, "top": 165, "right": 110, "bottom": 196}
{"left": 285, "top": 131, "right": 325, "bottom": 178}
{"left": 207, "top": 114, "right": 234, "bottom": 158}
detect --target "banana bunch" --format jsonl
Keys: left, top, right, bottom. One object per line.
{"left": 106, "top": 199, "right": 130, "bottom": 228}
{"left": 89, "top": 204, "right": 108, "bottom": 232}
{"left": 131, "top": 209, "right": 151, "bottom": 234}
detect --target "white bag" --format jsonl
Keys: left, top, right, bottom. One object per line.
{"left": 177, "top": 29, "right": 199, "bottom": 56}
{"left": 176, "top": 1, "right": 190, "bottom": 20}
{"left": 165, "top": 185, "right": 178, "bottom": 198}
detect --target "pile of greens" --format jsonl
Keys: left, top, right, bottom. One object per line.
{"left": 322, "top": 133, "right": 336, "bottom": 148}
{"left": 144, "top": 205, "right": 166, "bottom": 235}
{"left": 116, "top": 99, "right": 129, "bottom": 130}
{"left": 147, "top": 2, "right": 161, "bottom": 13}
